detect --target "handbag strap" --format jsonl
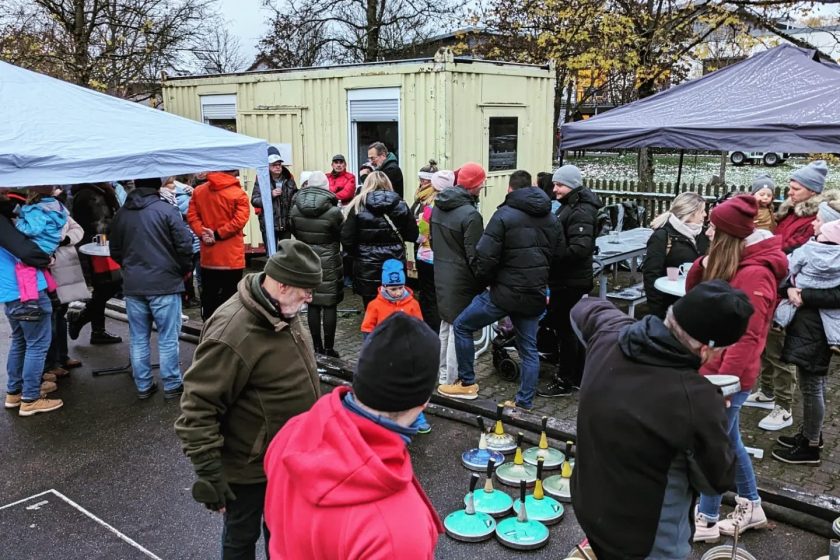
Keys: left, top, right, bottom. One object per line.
{"left": 383, "top": 214, "right": 404, "bottom": 244}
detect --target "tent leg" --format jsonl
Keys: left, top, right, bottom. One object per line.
{"left": 558, "top": 150, "right": 565, "bottom": 166}
{"left": 675, "top": 150, "right": 684, "bottom": 194}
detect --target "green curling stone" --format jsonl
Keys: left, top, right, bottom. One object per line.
{"left": 495, "top": 479, "right": 549, "bottom": 551}
{"left": 512, "top": 457, "right": 564, "bottom": 525}
{"left": 523, "top": 416, "right": 565, "bottom": 469}
{"left": 464, "top": 458, "right": 513, "bottom": 517}
{"left": 444, "top": 473, "right": 496, "bottom": 542}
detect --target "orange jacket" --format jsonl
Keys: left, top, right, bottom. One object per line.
{"left": 187, "top": 172, "right": 251, "bottom": 270}
{"left": 361, "top": 287, "right": 423, "bottom": 333}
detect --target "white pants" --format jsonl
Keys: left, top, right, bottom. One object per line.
{"left": 439, "top": 320, "right": 458, "bottom": 385}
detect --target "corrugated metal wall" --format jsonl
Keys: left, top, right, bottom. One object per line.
{"left": 162, "top": 60, "right": 554, "bottom": 245}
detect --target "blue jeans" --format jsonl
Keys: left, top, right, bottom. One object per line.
{"left": 125, "top": 294, "right": 182, "bottom": 392}
{"left": 4, "top": 291, "right": 53, "bottom": 400}
{"left": 454, "top": 291, "right": 540, "bottom": 408}
{"left": 698, "top": 390, "right": 759, "bottom": 520}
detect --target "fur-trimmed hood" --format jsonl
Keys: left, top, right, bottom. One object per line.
{"left": 776, "top": 190, "right": 840, "bottom": 220}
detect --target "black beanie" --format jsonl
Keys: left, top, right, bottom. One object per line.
{"left": 134, "top": 177, "right": 161, "bottom": 190}
{"left": 353, "top": 313, "right": 440, "bottom": 412}
{"left": 673, "top": 279, "right": 754, "bottom": 348}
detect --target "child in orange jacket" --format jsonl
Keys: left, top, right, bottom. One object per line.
{"left": 361, "top": 259, "right": 423, "bottom": 335}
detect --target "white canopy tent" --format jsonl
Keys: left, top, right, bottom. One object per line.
{"left": 0, "top": 61, "right": 278, "bottom": 253}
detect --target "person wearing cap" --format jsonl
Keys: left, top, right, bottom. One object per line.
{"left": 746, "top": 161, "right": 836, "bottom": 429}
{"left": 430, "top": 162, "right": 485, "bottom": 386}
{"left": 289, "top": 171, "right": 344, "bottom": 358}
{"left": 109, "top": 178, "right": 194, "bottom": 400}
{"left": 751, "top": 172, "right": 777, "bottom": 232}
{"left": 361, "top": 259, "right": 424, "bottom": 337}
{"left": 410, "top": 160, "right": 445, "bottom": 332}
{"left": 252, "top": 146, "right": 298, "bottom": 248}
{"left": 263, "top": 313, "right": 444, "bottom": 559}
{"left": 188, "top": 170, "right": 251, "bottom": 320}
{"left": 368, "top": 141, "right": 404, "bottom": 199}
{"left": 539, "top": 164, "right": 603, "bottom": 398}
{"left": 175, "top": 239, "right": 322, "bottom": 559}
{"left": 440, "top": 170, "right": 560, "bottom": 409}
{"left": 326, "top": 154, "right": 356, "bottom": 204}
{"left": 684, "top": 194, "right": 787, "bottom": 541}
{"left": 573, "top": 281, "right": 752, "bottom": 559}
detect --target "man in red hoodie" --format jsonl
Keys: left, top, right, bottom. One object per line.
{"left": 326, "top": 154, "right": 356, "bottom": 204}
{"left": 264, "top": 312, "right": 444, "bottom": 559}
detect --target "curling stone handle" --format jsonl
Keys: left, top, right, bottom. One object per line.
{"left": 516, "top": 432, "right": 524, "bottom": 447}
{"left": 486, "top": 458, "right": 496, "bottom": 477}
{"left": 541, "top": 416, "right": 548, "bottom": 432}
{"left": 565, "top": 440, "right": 573, "bottom": 455}
{"left": 469, "top": 473, "right": 480, "bottom": 493}
{"left": 496, "top": 403, "right": 504, "bottom": 419}
{"left": 829, "top": 539, "right": 840, "bottom": 560}
{"left": 476, "top": 415, "right": 486, "bottom": 432}
{"left": 519, "top": 479, "right": 526, "bottom": 502}
{"left": 536, "top": 456, "right": 544, "bottom": 480}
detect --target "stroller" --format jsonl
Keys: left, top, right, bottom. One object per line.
{"left": 491, "top": 316, "right": 559, "bottom": 381}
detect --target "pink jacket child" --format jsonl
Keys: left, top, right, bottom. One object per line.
{"left": 12, "top": 193, "right": 66, "bottom": 320}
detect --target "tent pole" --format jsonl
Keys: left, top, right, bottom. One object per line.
{"left": 675, "top": 150, "right": 685, "bottom": 194}
{"left": 256, "top": 165, "right": 276, "bottom": 256}
{"left": 558, "top": 150, "right": 565, "bottom": 167}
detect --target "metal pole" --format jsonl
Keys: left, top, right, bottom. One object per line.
{"left": 675, "top": 150, "right": 685, "bottom": 194}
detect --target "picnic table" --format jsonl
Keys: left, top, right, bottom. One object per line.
{"left": 594, "top": 228, "right": 653, "bottom": 299}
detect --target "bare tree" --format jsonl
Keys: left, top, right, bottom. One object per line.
{"left": 194, "top": 25, "right": 247, "bottom": 73}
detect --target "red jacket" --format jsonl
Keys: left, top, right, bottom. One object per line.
{"left": 187, "top": 173, "right": 251, "bottom": 270}
{"left": 264, "top": 386, "right": 443, "bottom": 560}
{"left": 686, "top": 235, "right": 788, "bottom": 391}
{"left": 327, "top": 170, "right": 357, "bottom": 204}
{"left": 361, "top": 287, "right": 423, "bottom": 333}
{"left": 774, "top": 197, "right": 820, "bottom": 254}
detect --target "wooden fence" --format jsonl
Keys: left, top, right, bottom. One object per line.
{"left": 584, "top": 178, "right": 786, "bottom": 225}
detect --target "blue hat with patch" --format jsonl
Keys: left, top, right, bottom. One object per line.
{"left": 382, "top": 259, "right": 405, "bottom": 286}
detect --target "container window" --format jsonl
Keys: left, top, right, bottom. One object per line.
{"left": 488, "top": 117, "right": 518, "bottom": 172}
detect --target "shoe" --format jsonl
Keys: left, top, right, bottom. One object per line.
{"left": 163, "top": 384, "right": 184, "bottom": 401}
{"left": 42, "top": 372, "right": 57, "bottom": 383}
{"left": 137, "top": 382, "right": 158, "bottom": 400}
{"left": 5, "top": 393, "right": 21, "bottom": 409}
{"left": 44, "top": 367, "right": 69, "bottom": 379}
{"left": 744, "top": 390, "right": 775, "bottom": 410}
{"left": 40, "top": 381, "right": 58, "bottom": 394}
{"left": 183, "top": 298, "right": 201, "bottom": 309}
{"left": 437, "top": 380, "right": 479, "bottom": 400}
{"left": 502, "top": 399, "right": 533, "bottom": 411}
{"left": 314, "top": 345, "right": 325, "bottom": 355}
{"left": 758, "top": 405, "right": 793, "bottom": 431}
{"left": 693, "top": 511, "right": 720, "bottom": 543}
{"left": 324, "top": 348, "right": 340, "bottom": 359}
{"left": 777, "top": 430, "right": 824, "bottom": 450}
{"left": 19, "top": 397, "right": 64, "bottom": 417}
{"left": 415, "top": 411, "right": 432, "bottom": 434}
{"left": 67, "top": 308, "right": 89, "bottom": 340}
{"left": 537, "top": 379, "right": 573, "bottom": 398}
{"left": 62, "top": 358, "right": 82, "bottom": 369}
{"left": 718, "top": 497, "right": 767, "bottom": 535}
{"left": 90, "top": 330, "right": 122, "bottom": 345}
{"left": 772, "top": 441, "right": 821, "bottom": 465}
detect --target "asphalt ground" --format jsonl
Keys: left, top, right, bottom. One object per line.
{"left": 0, "top": 316, "right": 833, "bottom": 559}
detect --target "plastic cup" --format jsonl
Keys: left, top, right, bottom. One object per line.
{"left": 666, "top": 267, "right": 679, "bottom": 281}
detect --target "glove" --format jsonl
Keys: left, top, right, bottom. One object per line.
{"left": 191, "top": 455, "right": 236, "bottom": 511}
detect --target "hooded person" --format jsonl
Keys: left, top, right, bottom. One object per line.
{"left": 264, "top": 313, "right": 444, "bottom": 559}
{"left": 175, "top": 238, "right": 323, "bottom": 559}
{"left": 572, "top": 280, "right": 754, "bottom": 560}
{"left": 430, "top": 162, "right": 486, "bottom": 386}
{"left": 751, "top": 172, "right": 777, "bottom": 232}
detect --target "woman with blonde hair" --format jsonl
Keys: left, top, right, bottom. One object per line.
{"left": 684, "top": 194, "right": 787, "bottom": 542}
{"left": 643, "top": 191, "right": 709, "bottom": 318}
{"left": 341, "top": 171, "right": 419, "bottom": 309}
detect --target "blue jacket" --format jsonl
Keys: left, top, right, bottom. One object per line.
{"left": 0, "top": 215, "right": 49, "bottom": 303}
{"left": 109, "top": 188, "right": 194, "bottom": 296}
{"left": 16, "top": 197, "right": 68, "bottom": 253}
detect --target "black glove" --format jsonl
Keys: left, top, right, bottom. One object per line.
{"left": 191, "top": 455, "right": 236, "bottom": 511}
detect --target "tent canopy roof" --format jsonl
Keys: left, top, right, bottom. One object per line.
{"left": 559, "top": 45, "right": 840, "bottom": 152}
{"left": 0, "top": 61, "right": 268, "bottom": 187}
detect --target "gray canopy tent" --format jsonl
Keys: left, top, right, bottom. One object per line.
{"left": 559, "top": 45, "right": 840, "bottom": 154}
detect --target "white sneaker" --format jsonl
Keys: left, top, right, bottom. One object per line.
{"left": 718, "top": 497, "right": 767, "bottom": 535}
{"left": 758, "top": 405, "right": 793, "bottom": 431}
{"left": 744, "top": 390, "right": 775, "bottom": 410}
{"left": 693, "top": 511, "right": 720, "bottom": 543}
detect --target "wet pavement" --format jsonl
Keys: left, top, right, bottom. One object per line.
{"left": 0, "top": 314, "right": 834, "bottom": 558}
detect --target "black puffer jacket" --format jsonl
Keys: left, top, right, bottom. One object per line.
{"left": 782, "top": 284, "right": 840, "bottom": 376}
{"left": 643, "top": 222, "right": 709, "bottom": 318}
{"left": 109, "top": 188, "right": 194, "bottom": 296}
{"left": 430, "top": 187, "right": 485, "bottom": 323}
{"left": 341, "top": 190, "right": 419, "bottom": 300}
{"left": 550, "top": 187, "right": 602, "bottom": 290}
{"left": 289, "top": 188, "right": 344, "bottom": 307}
{"left": 472, "top": 187, "right": 562, "bottom": 317}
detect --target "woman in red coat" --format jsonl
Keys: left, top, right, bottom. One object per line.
{"left": 685, "top": 194, "right": 788, "bottom": 543}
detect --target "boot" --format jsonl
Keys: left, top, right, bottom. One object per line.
{"left": 717, "top": 497, "right": 767, "bottom": 535}
{"left": 90, "top": 330, "right": 122, "bottom": 345}
{"left": 67, "top": 307, "right": 90, "bottom": 340}
{"left": 693, "top": 510, "right": 720, "bottom": 543}
{"left": 324, "top": 348, "right": 340, "bottom": 359}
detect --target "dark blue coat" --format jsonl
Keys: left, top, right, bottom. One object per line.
{"left": 110, "top": 188, "right": 194, "bottom": 296}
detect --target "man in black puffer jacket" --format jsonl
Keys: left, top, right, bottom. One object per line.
{"left": 539, "top": 165, "right": 602, "bottom": 398}
{"left": 438, "top": 170, "right": 562, "bottom": 409}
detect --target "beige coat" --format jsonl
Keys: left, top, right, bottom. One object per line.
{"left": 51, "top": 216, "right": 89, "bottom": 303}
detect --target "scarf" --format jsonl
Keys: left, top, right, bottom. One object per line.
{"left": 381, "top": 287, "right": 409, "bottom": 303}
{"left": 342, "top": 392, "right": 417, "bottom": 444}
{"left": 668, "top": 214, "right": 703, "bottom": 248}
{"left": 414, "top": 183, "right": 436, "bottom": 208}
{"left": 159, "top": 188, "right": 177, "bottom": 206}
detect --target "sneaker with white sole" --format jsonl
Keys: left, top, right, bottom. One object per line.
{"left": 718, "top": 497, "right": 767, "bottom": 535}
{"left": 5, "top": 393, "right": 22, "bottom": 409}
{"left": 758, "top": 405, "right": 793, "bottom": 431}
{"left": 693, "top": 511, "right": 720, "bottom": 543}
{"left": 437, "top": 380, "right": 479, "bottom": 400}
{"left": 19, "top": 397, "right": 64, "bottom": 417}
{"left": 744, "top": 390, "right": 775, "bottom": 410}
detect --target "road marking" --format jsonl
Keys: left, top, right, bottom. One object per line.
{"left": 0, "top": 489, "right": 163, "bottom": 559}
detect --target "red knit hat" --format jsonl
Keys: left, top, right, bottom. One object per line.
{"left": 457, "top": 162, "right": 487, "bottom": 191}
{"left": 710, "top": 194, "right": 757, "bottom": 239}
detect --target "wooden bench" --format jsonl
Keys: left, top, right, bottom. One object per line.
{"left": 606, "top": 282, "right": 646, "bottom": 318}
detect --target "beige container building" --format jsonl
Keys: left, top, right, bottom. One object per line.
{"left": 162, "top": 50, "right": 556, "bottom": 246}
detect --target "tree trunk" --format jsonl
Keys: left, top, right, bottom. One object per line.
{"left": 638, "top": 148, "right": 654, "bottom": 190}
{"left": 365, "top": 0, "right": 380, "bottom": 61}
{"left": 719, "top": 151, "right": 727, "bottom": 185}
{"left": 72, "top": 0, "right": 91, "bottom": 86}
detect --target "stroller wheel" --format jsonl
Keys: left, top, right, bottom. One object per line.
{"left": 498, "top": 358, "right": 520, "bottom": 382}
{"left": 492, "top": 347, "right": 508, "bottom": 369}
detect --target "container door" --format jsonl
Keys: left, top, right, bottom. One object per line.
{"left": 347, "top": 88, "right": 400, "bottom": 184}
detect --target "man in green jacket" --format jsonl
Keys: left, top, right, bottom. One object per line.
{"left": 175, "top": 238, "right": 322, "bottom": 560}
